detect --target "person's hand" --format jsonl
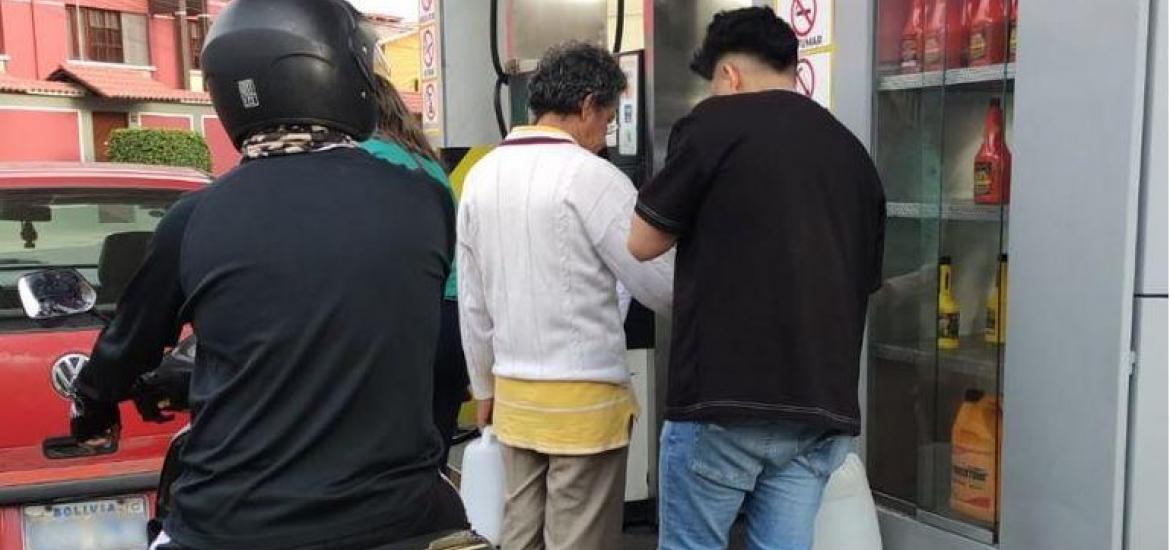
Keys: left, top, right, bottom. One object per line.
{"left": 78, "top": 425, "right": 120, "bottom": 450}
{"left": 69, "top": 395, "right": 121, "bottom": 449}
{"left": 476, "top": 398, "right": 494, "bottom": 429}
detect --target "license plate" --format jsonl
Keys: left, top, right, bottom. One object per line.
{"left": 22, "top": 496, "right": 149, "bottom": 550}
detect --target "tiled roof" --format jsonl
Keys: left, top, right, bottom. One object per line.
{"left": 3, "top": 63, "right": 417, "bottom": 113}
{"left": 0, "top": 73, "right": 84, "bottom": 97}
{"left": 399, "top": 90, "right": 423, "bottom": 114}
{"left": 50, "top": 63, "right": 212, "bottom": 104}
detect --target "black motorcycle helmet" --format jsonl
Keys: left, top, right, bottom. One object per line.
{"left": 201, "top": 0, "right": 379, "bottom": 148}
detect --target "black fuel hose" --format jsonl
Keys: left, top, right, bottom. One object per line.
{"left": 489, "top": 0, "right": 505, "bottom": 77}
{"left": 490, "top": 0, "right": 508, "bottom": 137}
{"left": 613, "top": 0, "right": 625, "bottom": 53}
{"left": 493, "top": 78, "right": 507, "bottom": 138}
{"left": 491, "top": 0, "right": 624, "bottom": 137}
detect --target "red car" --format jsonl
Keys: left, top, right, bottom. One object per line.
{"left": 0, "top": 163, "right": 208, "bottom": 550}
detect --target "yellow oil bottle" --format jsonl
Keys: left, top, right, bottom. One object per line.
{"left": 938, "top": 256, "right": 960, "bottom": 350}
{"left": 951, "top": 389, "right": 1001, "bottom": 524}
{"left": 985, "top": 254, "right": 1008, "bottom": 344}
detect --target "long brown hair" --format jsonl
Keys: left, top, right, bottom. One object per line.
{"left": 372, "top": 74, "right": 441, "bottom": 166}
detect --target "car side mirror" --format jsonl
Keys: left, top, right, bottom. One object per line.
{"left": 17, "top": 268, "right": 97, "bottom": 320}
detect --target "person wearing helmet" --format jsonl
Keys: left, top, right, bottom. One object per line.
{"left": 63, "top": 1, "right": 475, "bottom": 548}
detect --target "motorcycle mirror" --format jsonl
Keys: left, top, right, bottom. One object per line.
{"left": 17, "top": 268, "right": 97, "bottom": 320}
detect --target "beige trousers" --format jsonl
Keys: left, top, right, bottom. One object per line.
{"left": 499, "top": 444, "right": 628, "bottom": 550}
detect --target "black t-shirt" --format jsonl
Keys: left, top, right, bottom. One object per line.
{"left": 636, "top": 90, "right": 885, "bottom": 435}
{"left": 74, "top": 148, "right": 464, "bottom": 549}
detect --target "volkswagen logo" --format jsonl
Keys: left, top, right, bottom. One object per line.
{"left": 50, "top": 353, "right": 89, "bottom": 398}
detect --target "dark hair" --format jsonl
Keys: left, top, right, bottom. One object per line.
{"left": 690, "top": 7, "right": 799, "bottom": 80}
{"left": 528, "top": 41, "right": 627, "bottom": 119}
{"left": 372, "top": 75, "right": 440, "bottom": 165}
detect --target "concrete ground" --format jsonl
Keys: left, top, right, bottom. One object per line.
{"left": 451, "top": 442, "right": 750, "bottom": 549}
{"left": 620, "top": 522, "right": 748, "bottom": 549}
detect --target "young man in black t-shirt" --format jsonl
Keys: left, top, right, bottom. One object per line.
{"left": 628, "top": 8, "right": 885, "bottom": 549}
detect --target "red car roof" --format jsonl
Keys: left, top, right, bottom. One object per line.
{"left": 0, "top": 162, "right": 210, "bottom": 191}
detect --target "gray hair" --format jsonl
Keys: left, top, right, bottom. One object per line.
{"left": 528, "top": 41, "right": 627, "bottom": 119}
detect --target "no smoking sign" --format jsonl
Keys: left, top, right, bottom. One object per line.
{"left": 420, "top": 24, "right": 440, "bottom": 80}
{"left": 777, "top": 0, "right": 832, "bottom": 51}
{"left": 422, "top": 81, "right": 440, "bottom": 124}
{"left": 796, "top": 50, "right": 832, "bottom": 109}
{"left": 419, "top": 0, "right": 438, "bottom": 21}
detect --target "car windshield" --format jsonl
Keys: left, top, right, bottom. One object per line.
{"left": 0, "top": 188, "right": 184, "bottom": 331}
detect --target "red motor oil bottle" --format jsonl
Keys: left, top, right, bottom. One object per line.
{"left": 925, "top": 0, "right": 969, "bottom": 70}
{"left": 901, "top": 0, "right": 927, "bottom": 73}
{"left": 948, "top": 0, "right": 970, "bottom": 67}
{"left": 959, "top": 0, "right": 974, "bottom": 65}
{"left": 923, "top": 0, "right": 948, "bottom": 70}
{"left": 967, "top": 0, "right": 1007, "bottom": 66}
{"left": 1008, "top": 0, "right": 1019, "bottom": 62}
{"left": 974, "top": 98, "right": 1012, "bottom": 204}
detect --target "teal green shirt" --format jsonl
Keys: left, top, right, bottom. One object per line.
{"left": 361, "top": 138, "right": 458, "bottom": 300}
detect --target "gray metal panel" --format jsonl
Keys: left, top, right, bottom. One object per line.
{"left": 507, "top": 0, "right": 607, "bottom": 62}
{"left": 877, "top": 507, "right": 994, "bottom": 550}
{"left": 1000, "top": 0, "right": 1150, "bottom": 549}
{"left": 649, "top": 0, "right": 749, "bottom": 171}
{"left": 439, "top": 1, "right": 504, "bottom": 148}
{"left": 829, "top": 0, "right": 874, "bottom": 463}
{"left": 1138, "top": 0, "right": 1168, "bottom": 295}
{"left": 829, "top": 0, "right": 873, "bottom": 152}
{"left": 644, "top": 0, "right": 753, "bottom": 498}
{"left": 1126, "top": 297, "right": 1168, "bottom": 550}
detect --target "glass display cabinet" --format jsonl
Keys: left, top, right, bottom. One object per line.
{"left": 866, "top": 0, "right": 1017, "bottom": 543}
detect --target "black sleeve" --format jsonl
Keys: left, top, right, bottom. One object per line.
{"left": 442, "top": 184, "right": 457, "bottom": 280}
{"left": 635, "top": 111, "right": 730, "bottom": 236}
{"left": 72, "top": 191, "right": 202, "bottom": 404}
{"left": 869, "top": 167, "right": 887, "bottom": 294}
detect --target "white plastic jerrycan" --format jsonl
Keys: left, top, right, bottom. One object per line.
{"left": 813, "top": 453, "right": 884, "bottom": 550}
{"left": 459, "top": 426, "right": 506, "bottom": 545}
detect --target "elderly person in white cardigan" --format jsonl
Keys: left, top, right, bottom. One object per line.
{"left": 457, "top": 42, "right": 674, "bottom": 550}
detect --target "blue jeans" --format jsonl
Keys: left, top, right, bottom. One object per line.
{"left": 658, "top": 420, "right": 852, "bottom": 550}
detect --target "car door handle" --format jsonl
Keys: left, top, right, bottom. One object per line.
{"left": 42, "top": 435, "right": 118, "bottom": 459}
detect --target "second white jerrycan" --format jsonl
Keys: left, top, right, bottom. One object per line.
{"left": 813, "top": 453, "right": 884, "bottom": 550}
{"left": 459, "top": 426, "right": 506, "bottom": 546}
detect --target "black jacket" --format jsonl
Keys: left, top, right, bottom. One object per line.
{"left": 74, "top": 148, "right": 460, "bottom": 549}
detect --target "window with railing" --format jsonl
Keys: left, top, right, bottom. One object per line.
{"left": 67, "top": 6, "right": 149, "bottom": 65}
{"left": 189, "top": 18, "right": 206, "bottom": 70}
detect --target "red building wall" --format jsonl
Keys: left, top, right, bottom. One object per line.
{"left": 0, "top": 1, "right": 72, "bottom": 80}
{"left": 201, "top": 115, "right": 238, "bottom": 176}
{"left": 3, "top": 0, "right": 178, "bottom": 80}
{"left": 140, "top": 113, "right": 193, "bottom": 130}
{"left": 0, "top": 109, "right": 81, "bottom": 161}
{"left": 1, "top": 0, "right": 37, "bottom": 79}
{"left": 31, "top": 2, "right": 69, "bottom": 79}
{"left": 150, "top": 15, "right": 181, "bottom": 88}
{"left": 1, "top": 1, "right": 224, "bottom": 166}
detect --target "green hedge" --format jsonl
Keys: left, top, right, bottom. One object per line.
{"left": 107, "top": 128, "right": 212, "bottom": 173}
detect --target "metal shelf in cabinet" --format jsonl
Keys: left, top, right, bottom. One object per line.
{"left": 878, "top": 70, "right": 944, "bottom": 91}
{"left": 871, "top": 338, "right": 1002, "bottom": 381}
{"left": 946, "top": 63, "right": 1017, "bottom": 86}
{"left": 886, "top": 200, "right": 1007, "bottom": 221}
{"left": 878, "top": 63, "right": 1016, "bottom": 92}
